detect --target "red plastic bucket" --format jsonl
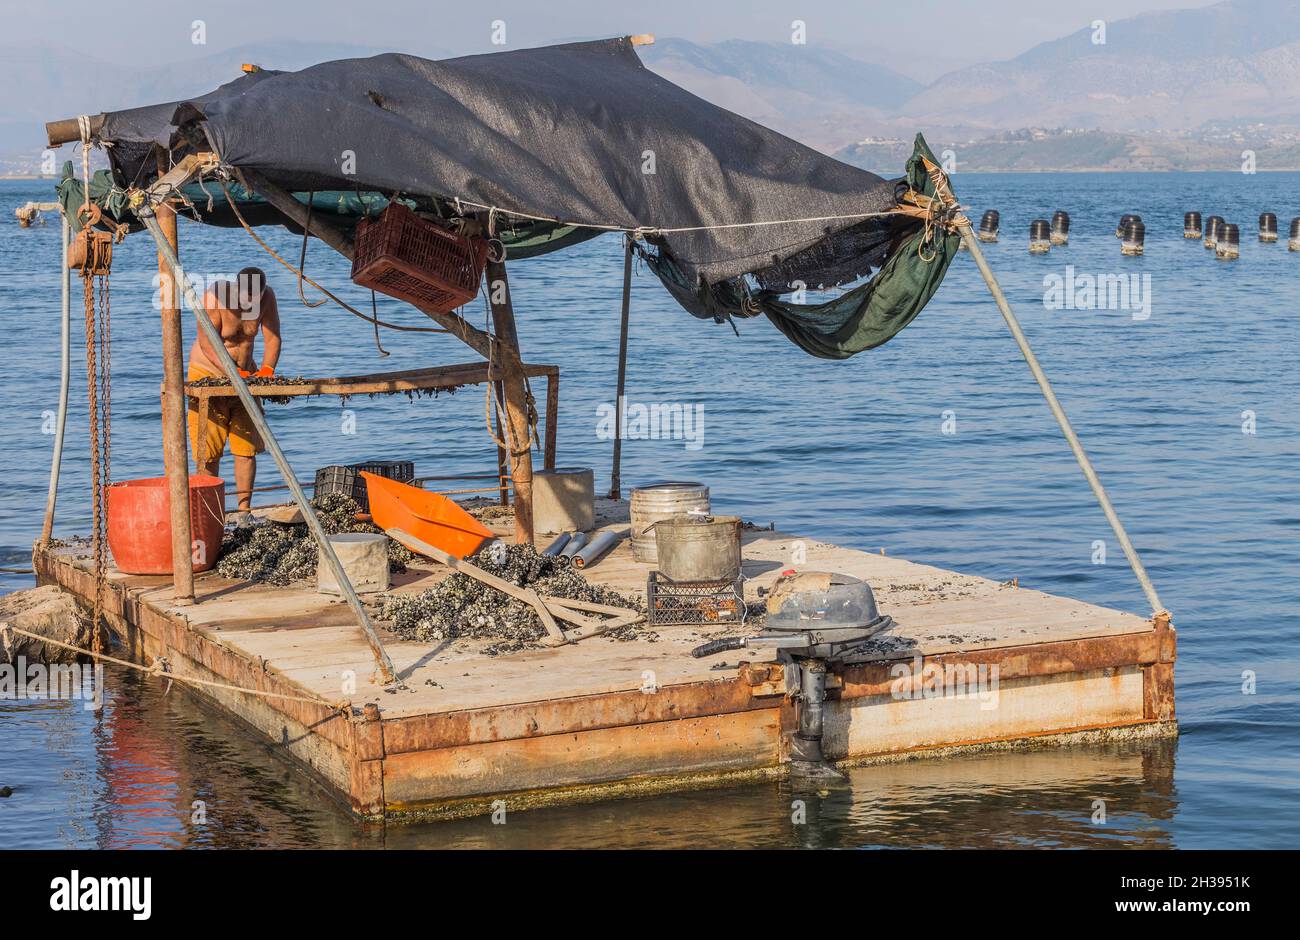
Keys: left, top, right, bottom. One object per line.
{"left": 106, "top": 475, "right": 226, "bottom": 574}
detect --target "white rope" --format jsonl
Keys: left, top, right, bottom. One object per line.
{"left": 448, "top": 196, "right": 904, "bottom": 237}
{"left": 205, "top": 160, "right": 906, "bottom": 238}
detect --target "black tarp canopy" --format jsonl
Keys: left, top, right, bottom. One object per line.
{"left": 67, "top": 37, "right": 960, "bottom": 359}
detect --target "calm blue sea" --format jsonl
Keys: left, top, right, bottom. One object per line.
{"left": 1, "top": 172, "right": 1297, "bottom": 848}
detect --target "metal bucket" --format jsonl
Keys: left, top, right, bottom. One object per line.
{"left": 630, "top": 482, "right": 710, "bottom": 563}
{"left": 653, "top": 514, "right": 741, "bottom": 583}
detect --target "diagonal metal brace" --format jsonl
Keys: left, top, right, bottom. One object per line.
{"left": 133, "top": 201, "right": 398, "bottom": 685}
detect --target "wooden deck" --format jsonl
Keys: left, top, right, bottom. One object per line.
{"left": 33, "top": 498, "right": 1176, "bottom": 821}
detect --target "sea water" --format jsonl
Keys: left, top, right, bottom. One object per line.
{"left": 1, "top": 173, "right": 1297, "bottom": 848}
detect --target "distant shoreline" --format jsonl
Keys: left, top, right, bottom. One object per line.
{"left": 858, "top": 166, "right": 1300, "bottom": 175}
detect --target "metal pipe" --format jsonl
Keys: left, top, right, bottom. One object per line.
{"left": 137, "top": 208, "right": 397, "bottom": 684}
{"left": 609, "top": 235, "right": 632, "bottom": 498}
{"left": 40, "top": 212, "right": 72, "bottom": 545}
{"left": 572, "top": 528, "right": 626, "bottom": 569}
{"left": 540, "top": 532, "right": 571, "bottom": 557}
{"left": 558, "top": 531, "right": 588, "bottom": 559}
{"left": 959, "top": 225, "right": 1164, "bottom": 615}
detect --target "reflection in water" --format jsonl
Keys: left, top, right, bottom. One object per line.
{"left": 385, "top": 740, "right": 1178, "bottom": 849}
{"left": 0, "top": 666, "right": 1179, "bottom": 849}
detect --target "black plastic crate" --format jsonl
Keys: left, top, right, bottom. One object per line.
{"left": 353, "top": 460, "right": 414, "bottom": 483}
{"left": 646, "top": 571, "right": 746, "bottom": 627}
{"left": 313, "top": 461, "right": 414, "bottom": 512}
{"left": 314, "top": 465, "right": 360, "bottom": 504}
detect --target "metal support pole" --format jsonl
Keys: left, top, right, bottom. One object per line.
{"left": 40, "top": 212, "right": 72, "bottom": 545}
{"left": 137, "top": 208, "right": 397, "bottom": 684}
{"left": 959, "top": 225, "right": 1165, "bottom": 616}
{"left": 609, "top": 235, "right": 632, "bottom": 499}
{"left": 156, "top": 163, "right": 196, "bottom": 604}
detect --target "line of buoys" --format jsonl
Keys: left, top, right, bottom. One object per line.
{"left": 1204, "top": 216, "right": 1224, "bottom": 250}
{"left": 1121, "top": 219, "right": 1145, "bottom": 256}
{"left": 1290, "top": 217, "right": 1300, "bottom": 251}
{"left": 1050, "top": 210, "right": 1070, "bottom": 245}
{"left": 1259, "top": 212, "right": 1278, "bottom": 243}
{"left": 1216, "top": 223, "right": 1240, "bottom": 260}
{"left": 965, "top": 208, "right": 1289, "bottom": 258}
{"left": 978, "top": 210, "right": 999, "bottom": 242}
{"left": 1029, "top": 219, "right": 1051, "bottom": 253}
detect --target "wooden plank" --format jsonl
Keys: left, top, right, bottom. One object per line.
{"left": 544, "top": 370, "right": 559, "bottom": 471}
{"left": 185, "top": 361, "right": 558, "bottom": 399}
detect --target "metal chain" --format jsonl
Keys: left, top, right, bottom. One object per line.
{"left": 99, "top": 273, "right": 111, "bottom": 487}
{"left": 81, "top": 272, "right": 104, "bottom": 653}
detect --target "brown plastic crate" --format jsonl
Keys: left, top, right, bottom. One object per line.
{"left": 350, "top": 202, "right": 487, "bottom": 313}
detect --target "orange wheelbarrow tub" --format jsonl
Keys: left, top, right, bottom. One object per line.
{"left": 360, "top": 471, "right": 494, "bottom": 560}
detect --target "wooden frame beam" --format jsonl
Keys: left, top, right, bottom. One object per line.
{"left": 155, "top": 150, "right": 196, "bottom": 604}
{"left": 236, "top": 168, "right": 497, "bottom": 360}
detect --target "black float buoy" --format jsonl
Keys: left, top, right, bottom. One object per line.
{"left": 978, "top": 209, "right": 1000, "bottom": 242}
{"left": 1216, "top": 222, "right": 1240, "bottom": 260}
{"left": 1259, "top": 212, "right": 1278, "bottom": 243}
{"left": 1115, "top": 214, "right": 1140, "bottom": 237}
{"left": 1289, "top": 217, "right": 1300, "bottom": 251}
{"left": 1204, "top": 215, "right": 1224, "bottom": 250}
{"left": 1184, "top": 211, "right": 1202, "bottom": 238}
{"left": 1121, "top": 219, "right": 1145, "bottom": 256}
{"left": 1050, "top": 210, "right": 1070, "bottom": 245}
{"left": 1029, "top": 219, "right": 1051, "bottom": 253}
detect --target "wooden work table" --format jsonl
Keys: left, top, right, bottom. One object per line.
{"left": 184, "top": 361, "right": 560, "bottom": 473}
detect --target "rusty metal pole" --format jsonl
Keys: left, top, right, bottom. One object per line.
{"left": 609, "top": 235, "right": 632, "bottom": 499}
{"left": 484, "top": 258, "right": 535, "bottom": 544}
{"left": 155, "top": 157, "right": 196, "bottom": 605}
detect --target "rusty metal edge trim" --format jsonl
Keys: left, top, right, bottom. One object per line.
{"left": 33, "top": 545, "right": 354, "bottom": 749}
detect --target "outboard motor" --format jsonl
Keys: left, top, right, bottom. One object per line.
{"left": 692, "top": 571, "right": 894, "bottom": 773}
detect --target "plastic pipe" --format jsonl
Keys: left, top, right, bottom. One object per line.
{"left": 558, "top": 531, "right": 589, "bottom": 559}
{"left": 572, "top": 528, "right": 626, "bottom": 569}
{"left": 541, "top": 532, "right": 571, "bottom": 557}
{"left": 40, "top": 212, "right": 72, "bottom": 544}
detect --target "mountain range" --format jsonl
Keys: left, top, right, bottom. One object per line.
{"left": 5, "top": 0, "right": 1300, "bottom": 174}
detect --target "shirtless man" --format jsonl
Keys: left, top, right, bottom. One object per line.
{"left": 186, "top": 267, "right": 281, "bottom": 512}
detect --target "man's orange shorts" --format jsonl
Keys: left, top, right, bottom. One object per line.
{"left": 187, "top": 364, "right": 265, "bottom": 463}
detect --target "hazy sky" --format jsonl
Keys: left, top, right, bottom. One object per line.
{"left": 2, "top": 0, "right": 1226, "bottom": 79}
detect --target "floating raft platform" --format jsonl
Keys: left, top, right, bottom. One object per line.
{"left": 33, "top": 499, "right": 1176, "bottom": 822}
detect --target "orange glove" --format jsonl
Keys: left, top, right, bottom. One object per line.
{"left": 254, "top": 365, "right": 274, "bottom": 379}
{"left": 237, "top": 367, "right": 252, "bottom": 379}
